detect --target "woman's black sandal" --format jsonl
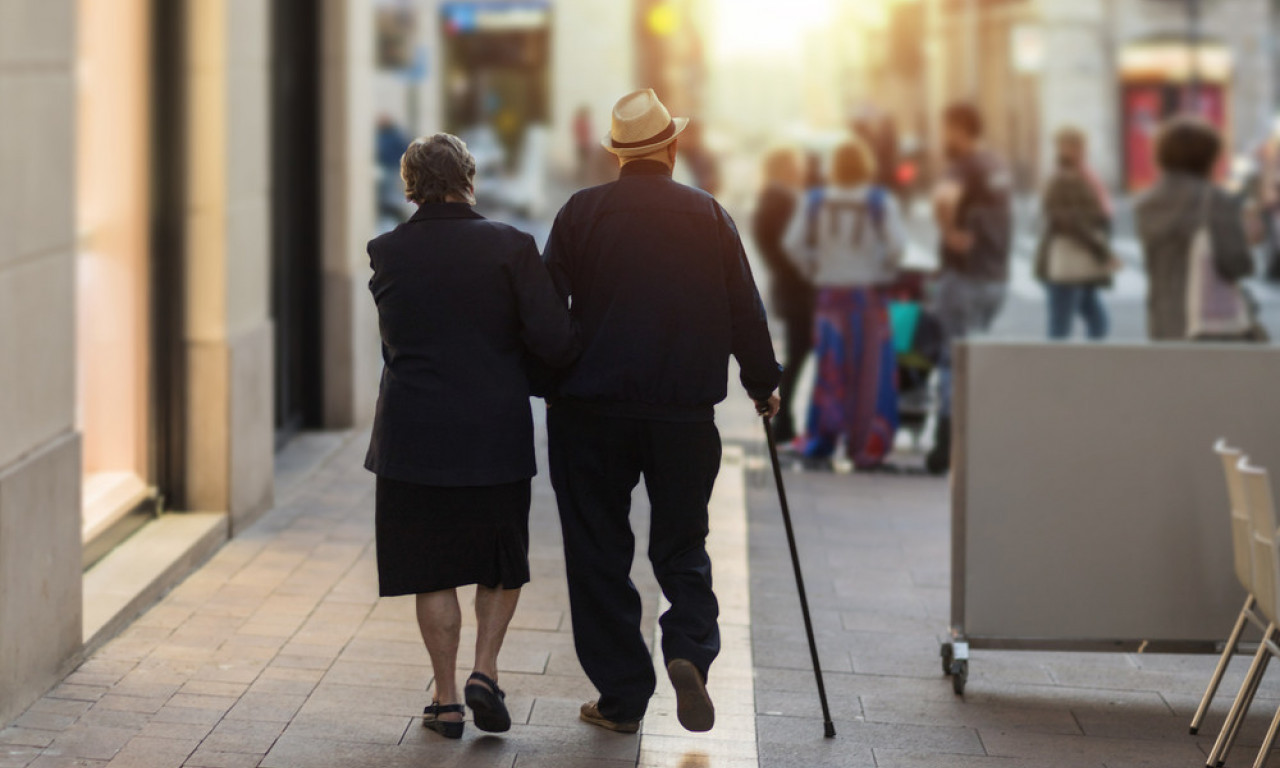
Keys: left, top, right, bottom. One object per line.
{"left": 422, "top": 701, "right": 465, "bottom": 739}
{"left": 465, "top": 672, "right": 511, "bottom": 733}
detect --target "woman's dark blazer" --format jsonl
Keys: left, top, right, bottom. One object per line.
{"left": 363, "top": 203, "right": 578, "bottom": 487}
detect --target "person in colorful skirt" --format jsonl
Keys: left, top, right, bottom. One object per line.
{"left": 783, "top": 136, "right": 905, "bottom": 469}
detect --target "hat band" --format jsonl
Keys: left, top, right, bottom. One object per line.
{"left": 611, "top": 120, "right": 675, "bottom": 149}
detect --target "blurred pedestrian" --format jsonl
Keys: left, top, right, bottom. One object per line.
{"left": 1034, "top": 127, "right": 1116, "bottom": 340}
{"left": 364, "top": 134, "right": 579, "bottom": 740}
{"left": 927, "top": 103, "right": 1012, "bottom": 475}
{"left": 784, "top": 136, "right": 905, "bottom": 469}
{"left": 752, "top": 148, "right": 813, "bottom": 443}
{"left": 1135, "top": 117, "right": 1258, "bottom": 341}
{"left": 543, "top": 90, "right": 780, "bottom": 735}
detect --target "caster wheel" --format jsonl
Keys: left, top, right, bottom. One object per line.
{"left": 941, "top": 642, "right": 953, "bottom": 676}
{"left": 950, "top": 660, "right": 968, "bottom": 695}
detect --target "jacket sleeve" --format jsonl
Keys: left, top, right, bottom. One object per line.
{"left": 542, "top": 202, "right": 575, "bottom": 301}
{"left": 509, "top": 235, "right": 580, "bottom": 369}
{"left": 719, "top": 207, "right": 782, "bottom": 401}
{"left": 1210, "top": 190, "right": 1255, "bottom": 282}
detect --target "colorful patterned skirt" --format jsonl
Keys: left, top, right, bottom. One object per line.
{"left": 802, "top": 286, "right": 899, "bottom": 467}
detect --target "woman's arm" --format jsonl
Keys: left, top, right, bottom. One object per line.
{"left": 511, "top": 237, "right": 580, "bottom": 369}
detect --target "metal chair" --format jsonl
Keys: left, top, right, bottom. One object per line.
{"left": 1206, "top": 457, "right": 1280, "bottom": 768}
{"left": 1191, "top": 440, "right": 1266, "bottom": 735}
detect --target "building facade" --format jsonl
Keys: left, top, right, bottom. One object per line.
{"left": 0, "top": 0, "right": 378, "bottom": 724}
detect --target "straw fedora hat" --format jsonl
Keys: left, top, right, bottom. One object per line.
{"left": 601, "top": 89, "right": 690, "bottom": 158}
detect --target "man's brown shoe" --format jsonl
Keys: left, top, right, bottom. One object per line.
{"left": 579, "top": 701, "right": 641, "bottom": 734}
{"left": 667, "top": 659, "right": 715, "bottom": 732}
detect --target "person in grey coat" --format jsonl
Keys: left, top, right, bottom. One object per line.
{"left": 1135, "top": 117, "right": 1254, "bottom": 341}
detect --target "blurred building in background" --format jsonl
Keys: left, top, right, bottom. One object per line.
{"left": 853, "top": 0, "right": 1273, "bottom": 192}
{"left": 0, "top": 0, "right": 380, "bottom": 723}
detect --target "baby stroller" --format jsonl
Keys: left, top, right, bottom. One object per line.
{"left": 883, "top": 269, "right": 943, "bottom": 447}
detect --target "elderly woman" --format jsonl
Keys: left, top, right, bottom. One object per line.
{"left": 784, "top": 136, "right": 906, "bottom": 469}
{"left": 1136, "top": 117, "right": 1254, "bottom": 340}
{"left": 1034, "top": 126, "right": 1116, "bottom": 340}
{"left": 364, "top": 134, "right": 578, "bottom": 739}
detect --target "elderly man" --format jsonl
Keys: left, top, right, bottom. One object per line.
{"left": 543, "top": 90, "right": 781, "bottom": 734}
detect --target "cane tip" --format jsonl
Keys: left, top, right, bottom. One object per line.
{"left": 823, "top": 722, "right": 836, "bottom": 738}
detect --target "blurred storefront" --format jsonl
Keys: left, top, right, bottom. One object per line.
{"left": 856, "top": 0, "right": 1272, "bottom": 192}
{"left": 0, "top": 0, "right": 379, "bottom": 725}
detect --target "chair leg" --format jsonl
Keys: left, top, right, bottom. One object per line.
{"left": 1225, "top": 653, "right": 1273, "bottom": 767}
{"left": 1193, "top": 595, "right": 1257, "bottom": 734}
{"left": 1209, "top": 625, "right": 1275, "bottom": 768}
{"left": 1253, "top": 700, "right": 1280, "bottom": 768}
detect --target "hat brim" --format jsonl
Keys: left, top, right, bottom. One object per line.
{"left": 601, "top": 117, "right": 690, "bottom": 157}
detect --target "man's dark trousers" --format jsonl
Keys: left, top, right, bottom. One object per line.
{"left": 547, "top": 403, "right": 722, "bottom": 723}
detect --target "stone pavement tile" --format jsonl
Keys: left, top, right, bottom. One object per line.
{"left": 400, "top": 722, "right": 640, "bottom": 763}
{"left": 44, "top": 687, "right": 109, "bottom": 705}
{"left": 103, "top": 737, "right": 198, "bottom": 768}
{"left": 89, "top": 697, "right": 167, "bottom": 717}
{"left": 8, "top": 717, "right": 76, "bottom": 736}
{"left": 73, "top": 711, "right": 148, "bottom": 733}
{"left": 0, "top": 730, "right": 58, "bottom": 750}
{"left": 279, "top": 711, "right": 411, "bottom": 746}
{"left": 164, "top": 695, "right": 237, "bottom": 714}
{"left": 27, "top": 757, "right": 109, "bottom": 768}
{"left": 755, "top": 739, "right": 875, "bottom": 768}
{"left": 872, "top": 749, "right": 1099, "bottom": 768}
{"left": 25, "top": 703, "right": 90, "bottom": 721}
{"left": 261, "top": 734, "right": 512, "bottom": 768}
{"left": 0, "top": 745, "right": 42, "bottom": 768}
{"left": 223, "top": 693, "right": 308, "bottom": 724}
{"left": 42, "top": 726, "right": 137, "bottom": 761}
{"left": 513, "top": 757, "right": 631, "bottom": 768}
{"left": 859, "top": 693, "right": 1080, "bottom": 735}
{"left": 976, "top": 728, "right": 1206, "bottom": 764}
{"left": 757, "top": 715, "right": 984, "bottom": 757}
{"left": 198, "top": 721, "right": 286, "bottom": 755}
{"left": 148, "top": 706, "right": 224, "bottom": 728}
{"left": 246, "top": 669, "right": 324, "bottom": 697}
{"left": 176, "top": 682, "right": 246, "bottom": 700}
{"left": 319, "top": 660, "right": 429, "bottom": 691}
{"left": 132, "top": 722, "right": 213, "bottom": 743}
{"left": 183, "top": 748, "right": 263, "bottom": 768}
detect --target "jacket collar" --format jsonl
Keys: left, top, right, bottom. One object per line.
{"left": 409, "top": 202, "right": 484, "bottom": 222}
{"left": 620, "top": 160, "right": 673, "bottom": 179}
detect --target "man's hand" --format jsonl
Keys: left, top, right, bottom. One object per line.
{"left": 755, "top": 393, "right": 781, "bottom": 419}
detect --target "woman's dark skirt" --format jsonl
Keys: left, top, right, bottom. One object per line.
{"left": 374, "top": 475, "right": 532, "bottom": 597}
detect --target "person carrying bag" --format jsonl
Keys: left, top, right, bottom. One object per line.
{"left": 1186, "top": 188, "right": 1267, "bottom": 341}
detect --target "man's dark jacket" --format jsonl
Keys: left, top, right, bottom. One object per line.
{"left": 364, "top": 203, "right": 578, "bottom": 486}
{"left": 542, "top": 160, "right": 781, "bottom": 421}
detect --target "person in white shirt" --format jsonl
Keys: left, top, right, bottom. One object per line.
{"left": 783, "top": 136, "right": 905, "bottom": 469}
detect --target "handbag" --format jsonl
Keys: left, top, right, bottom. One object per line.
{"left": 1186, "top": 190, "right": 1252, "bottom": 339}
{"left": 1047, "top": 232, "right": 1110, "bottom": 283}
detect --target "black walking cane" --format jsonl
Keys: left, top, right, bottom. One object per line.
{"left": 762, "top": 413, "right": 836, "bottom": 738}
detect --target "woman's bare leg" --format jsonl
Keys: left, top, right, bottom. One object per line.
{"left": 416, "top": 589, "right": 464, "bottom": 721}
{"left": 473, "top": 586, "right": 521, "bottom": 683}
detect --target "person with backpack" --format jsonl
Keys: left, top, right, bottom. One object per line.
{"left": 784, "top": 135, "right": 906, "bottom": 470}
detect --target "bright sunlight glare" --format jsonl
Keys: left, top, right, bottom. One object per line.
{"left": 710, "top": 0, "right": 835, "bottom": 61}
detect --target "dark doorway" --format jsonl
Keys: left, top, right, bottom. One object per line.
{"left": 270, "top": 0, "right": 323, "bottom": 444}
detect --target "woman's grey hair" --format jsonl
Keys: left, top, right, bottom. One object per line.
{"left": 401, "top": 133, "right": 477, "bottom": 205}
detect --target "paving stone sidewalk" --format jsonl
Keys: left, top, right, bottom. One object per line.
{"left": 744, "top": 466, "right": 1280, "bottom": 768}
{"left": 0, "top": 427, "right": 665, "bottom": 768}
